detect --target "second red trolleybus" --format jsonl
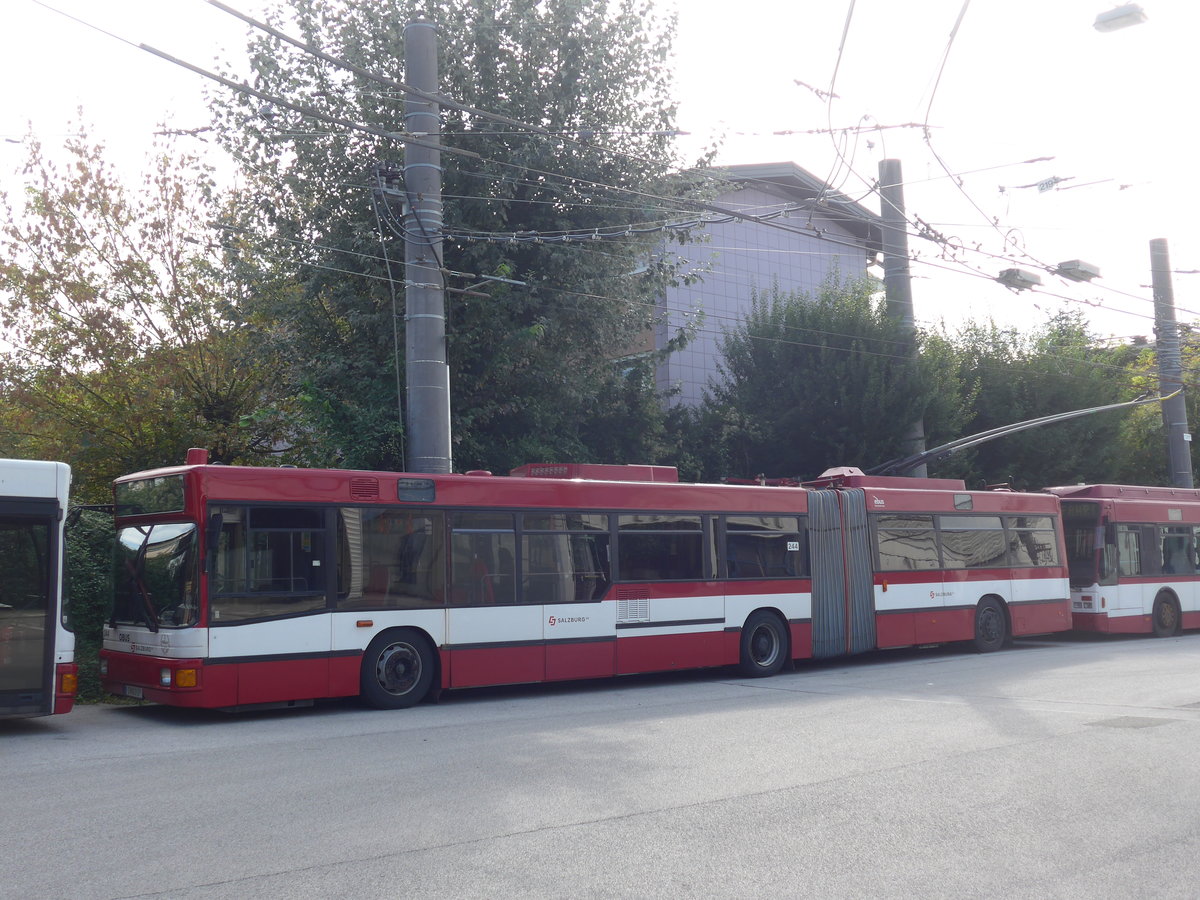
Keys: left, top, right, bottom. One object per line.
{"left": 100, "top": 451, "right": 1071, "bottom": 710}
{"left": 1046, "top": 482, "right": 1200, "bottom": 636}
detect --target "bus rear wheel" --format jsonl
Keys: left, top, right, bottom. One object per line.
{"left": 1152, "top": 594, "right": 1180, "bottom": 638}
{"left": 973, "top": 598, "right": 1008, "bottom": 653}
{"left": 739, "top": 611, "right": 788, "bottom": 677}
{"left": 361, "top": 629, "right": 435, "bottom": 709}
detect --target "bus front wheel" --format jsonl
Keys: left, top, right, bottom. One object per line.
{"left": 1152, "top": 594, "right": 1180, "bottom": 638}
{"left": 361, "top": 629, "right": 435, "bottom": 709}
{"left": 973, "top": 598, "right": 1008, "bottom": 653}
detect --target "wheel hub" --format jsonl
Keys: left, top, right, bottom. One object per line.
{"left": 377, "top": 643, "right": 420, "bottom": 694}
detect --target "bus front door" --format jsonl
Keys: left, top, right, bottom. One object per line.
{"left": 0, "top": 503, "right": 55, "bottom": 717}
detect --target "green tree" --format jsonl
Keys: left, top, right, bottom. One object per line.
{"left": 210, "top": 0, "right": 708, "bottom": 472}
{"left": 0, "top": 129, "right": 306, "bottom": 500}
{"left": 1110, "top": 327, "right": 1200, "bottom": 486}
{"left": 65, "top": 509, "right": 114, "bottom": 702}
{"left": 948, "top": 312, "right": 1141, "bottom": 490}
{"left": 697, "top": 277, "right": 969, "bottom": 481}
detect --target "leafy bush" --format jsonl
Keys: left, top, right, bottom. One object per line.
{"left": 66, "top": 508, "right": 114, "bottom": 702}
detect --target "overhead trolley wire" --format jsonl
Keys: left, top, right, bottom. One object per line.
{"left": 36, "top": 1, "right": 1186, "bottom": 342}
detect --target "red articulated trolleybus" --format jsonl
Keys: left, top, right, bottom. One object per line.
{"left": 1046, "top": 482, "right": 1200, "bottom": 636}
{"left": 99, "top": 451, "right": 1071, "bottom": 711}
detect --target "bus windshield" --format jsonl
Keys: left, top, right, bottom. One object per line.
{"left": 113, "top": 523, "right": 199, "bottom": 628}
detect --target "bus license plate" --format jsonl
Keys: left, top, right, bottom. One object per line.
{"left": 124, "top": 685, "right": 144, "bottom": 699}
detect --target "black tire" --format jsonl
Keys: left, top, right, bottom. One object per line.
{"left": 739, "top": 611, "right": 788, "bottom": 677}
{"left": 361, "top": 629, "right": 435, "bottom": 709}
{"left": 973, "top": 598, "right": 1008, "bottom": 653}
{"left": 1152, "top": 594, "right": 1180, "bottom": 638}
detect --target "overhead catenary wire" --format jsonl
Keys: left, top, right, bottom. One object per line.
{"left": 204, "top": 0, "right": 690, "bottom": 176}
{"left": 30, "top": 0, "right": 1193, "bottom": 358}
{"left": 799, "top": 1, "right": 1179, "bottom": 326}
{"left": 370, "top": 155, "right": 1198, "bottom": 321}
{"left": 221, "top": 151, "right": 1174, "bottom": 335}
{"left": 28, "top": 0, "right": 1131, "bottom": 316}
{"left": 185, "top": 168, "right": 1200, "bottom": 335}
{"left": 2, "top": 15, "right": 1180, "bottom": 422}
{"left": 814, "top": 0, "right": 858, "bottom": 209}
{"left": 173, "top": 213, "right": 1189, "bottom": 390}
{"left": 202, "top": 0, "right": 928, "bottom": 248}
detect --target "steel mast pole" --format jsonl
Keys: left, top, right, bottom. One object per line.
{"left": 879, "top": 159, "right": 927, "bottom": 477}
{"left": 403, "top": 20, "right": 452, "bottom": 473}
{"left": 1151, "top": 238, "right": 1192, "bottom": 487}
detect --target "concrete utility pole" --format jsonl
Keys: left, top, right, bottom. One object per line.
{"left": 1150, "top": 238, "right": 1193, "bottom": 488}
{"left": 878, "top": 159, "right": 927, "bottom": 477}
{"left": 403, "top": 20, "right": 452, "bottom": 474}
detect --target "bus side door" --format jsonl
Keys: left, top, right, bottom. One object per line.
{"left": 1156, "top": 523, "right": 1197, "bottom": 619}
{"left": 445, "top": 513, "right": 546, "bottom": 688}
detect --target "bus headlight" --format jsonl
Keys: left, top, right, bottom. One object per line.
{"left": 160, "top": 668, "right": 172, "bottom": 686}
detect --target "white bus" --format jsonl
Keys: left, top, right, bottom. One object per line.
{"left": 0, "top": 459, "right": 77, "bottom": 719}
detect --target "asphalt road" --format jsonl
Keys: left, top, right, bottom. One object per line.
{"left": 5, "top": 632, "right": 1200, "bottom": 899}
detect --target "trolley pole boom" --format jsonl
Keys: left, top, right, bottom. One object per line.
{"left": 868, "top": 392, "right": 1177, "bottom": 477}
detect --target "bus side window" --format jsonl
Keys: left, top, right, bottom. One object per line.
{"left": 209, "top": 506, "right": 328, "bottom": 622}
{"left": 617, "top": 514, "right": 705, "bottom": 582}
{"left": 1004, "top": 516, "right": 1060, "bottom": 568}
{"left": 522, "top": 513, "right": 611, "bottom": 604}
{"left": 874, "top": 514, "right": 938, "bottom": 571}
{"left": 337, "top": 509, "right": 445, "bottom": 610}
{"left": 449, "top": 512, "right": 515, "bottom": 606}
{"left": 940, "top": 515, "right": 1005, "bottom": 569}
{"left": 1159, "top": 525, "right": 1192, "bottom": 576}
{"left": 522, "top": 532, "right": 611, "bottom": 603}
{"left": 1116, "top": 525, "right": 1143, "bottom": 578}
{"left": 722, "top": 515, "right": 805, "bottom": 579}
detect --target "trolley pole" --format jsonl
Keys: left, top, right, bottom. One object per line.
{"left": 879, "top": 159, "right": 927, "bottom": 477}
{"left": 403, "top": 20, "right": 452, "bottom": 474}
{"left": 1151, "top": 238, "right": 1193, "bottom": 488}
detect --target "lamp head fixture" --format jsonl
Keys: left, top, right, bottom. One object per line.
{"left": 1056, "top": 260, "right": 1101, "bottom": 282}
{"left": 997, "top": 268, "right": 1042, "bottom": 291}
{"left": 1094, "top": 4, "right": 1148, "bottom": 32}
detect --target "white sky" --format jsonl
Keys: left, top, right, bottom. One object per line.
{"left": 3, "top": 0, "right": 1195, "bottom": 341}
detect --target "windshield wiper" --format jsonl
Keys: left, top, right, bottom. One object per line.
{"left": 112, "top": 528, "right": 160, "bottom": 633}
